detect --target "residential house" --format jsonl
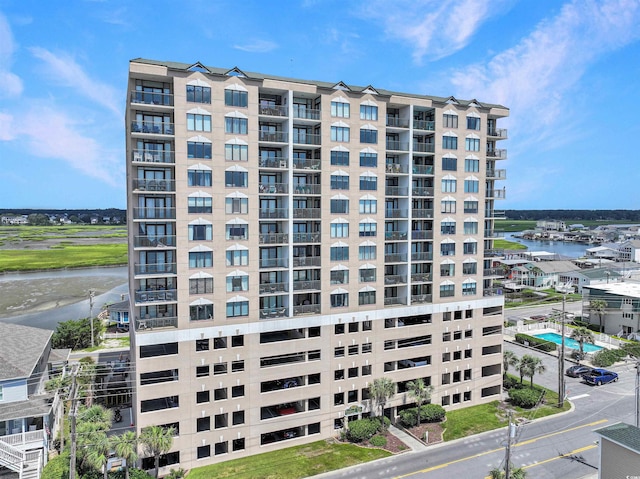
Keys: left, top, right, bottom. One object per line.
{"left": 107, "top": 299, "right": 130, "bottom": 330}
{"left": 582, "top": 281, "right": 640, "bottom": 336}
{"left": 594, "top": 422, "right": 640, "bottom": 479}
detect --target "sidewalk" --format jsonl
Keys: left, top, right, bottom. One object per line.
{"left": 388, "top": 424, "right": 429, "bottom": 452}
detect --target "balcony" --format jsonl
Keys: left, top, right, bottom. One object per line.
{"left": 134, "top": 235, "right": 176, "bottom": 248}
{"left": 386, "top": 140, "right": 410, "bottom": 151}
{"left": 132, "top": 149, "right": 174, "bottom": 164}
{"left": 385, "top": 163, "right": 408, "bottom": 174}
{"left": 293, "top": 159, "right": 321, "bottom": 171}
{"left": 132, "top": 178, "right": 175, "bottom": 192}
{"left": 411, "top": 231, "right": 433, "bottom": 240}
{"left": 259, "top": 282, "right": 288, "bottom": 294}
{"left": 385, "top": 231, "right": 407, "bottom": 241}
{"left": 411, "top": 294, "right": 432, "bottom": 304}
{"left": 259, "top": 208, "right": 289, "bottom": 219}
{"left": 413, "top": 120, "right": 435, "bottom": 131}
{"left": 485, "top": 230, "right": 505, "bottom": 239}
{"left": 260, "top": 308, "right": 289, "bottom": 320}
{"left": 293, "top": 133, "right": 321, "bottom": 146}
{"left": 292, "top": 233, "right": 320, "bottom": 243}
{"left": 486, "top": 148, "right": 507, "bottom": 159}
{"left": 412, "top": 187, "right": 434, "bottom": 197}
{"left": 486, "top": 169, "right": 507, "bottom": 180}
{"left": 293, "top": 107, "right": 321, "bottom": 120}
{"left": 411, "top": 273, "right": 432, "bottom": 282}
{"left": 259, "top": 105, "right": 288, "bottom": 117}
{"left": 132, "top": 207, "right": 176, "bottom": 220}
{"left": 292, "top": 256, "right": 321, "bottom": 267}
{"left": 384, "top": 275, "right": 406, "bottom": 285}
{"left": 259, "top": 131, "right": 288, "bottom": 143}
{"left": 412, "top": 209, "right": 433, "bottom": 219}
{"left": 293, "top": 280, "right": 321, "bottom": 291}
{"left": 385, "top": 186, "right": 409, "bottom": 196}
{"left": 385, "top": 253, "right": 407, "bottom": 263}
{"left": 293, "top": 304, "right": 321, "bottom": 316}
{"left": 134, "top": 263, "right": 177, "bottom": 275}
{"left": 483, "top": 287, "right": 504, "bottom": 297}
{"left": 384, "top": 296, "right": 406, "bottom": 306}
{"left": 487, "top": 127, "right": 508, "bottom": 139}
{"left": 130, "top": 90, "right": 173, "bottom": 106}
{"left": 386, "top": 117, "right": 410, "bottom": 128}
{"left": 412, "top": 165, "right": 433, "bottom": 175}
{"left": 385, "top": 209, "right": 408, "bottom": 219}
{"left": 135, "top": 289, "right": 177, "bottom": 303}
{"left": 131, "top": 121, "right": 174, "bottom": 135}
{"left": 412, "top": 142, "right": 435, "bottom": 153}
{"left": 260, "top": 258, "right": 288, "bottom": 269}
{"left": 259, "top": 157, "right": 289, "bottom": 169}
{"left": 484, "top": 267, "right": 504, "bottom": 277}
{"left": 486, "top": 188, "right": 507, "bottom": 199}
{"left": 135, "top": 315, "right": 178, "bottom": 331}
{"left": 293, "top": 183, "right": 321, "bottom": 194}
{"left": 259, "top": 233, "right": 289, "bottom": 244}
{"left": 411, "top": 252, "right": 433, "bottom": 261}
{"left": 293, "top": 208, "right": 321, "bottom": 219}
{"left": 259, "top": 183, "right": 288, "bottom": 194}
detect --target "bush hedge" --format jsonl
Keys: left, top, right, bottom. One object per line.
{"left": 592, "top": 348, "right": 627, "bottom": 367}
{"left": 420, "top": 404, "right": 446, "bottom": 422}
{"left": 508, "top": 388, "right": 541, "bottom": 408}
{"left": 42, "top": 452, "right": 70, "bottom": 479}
{"left": 370, "top": 435, "right": 387, "bottom": 447}
{"left": 399, "top": 409, "right": 419, "bottom": 427}
{"left": 347, "top": 418, "right": 380, "bottom": 443}
{"left": 514, "top": 333, "right": 557, "bottom": 352}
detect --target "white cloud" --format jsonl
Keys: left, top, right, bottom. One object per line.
{"left": 361, "top": 0, "right": 503, "bottom": 62}
{"left": 0, "top": 13, "right": 23, "bottom": 98}
{"left": 233, "top": 39, "right": 277, "bottom": 53}
{"left": 29, "top": 47, "right": 121, "bottom": 116}
{"left": 0, "top": 112, "right": 15, "bottom": 140}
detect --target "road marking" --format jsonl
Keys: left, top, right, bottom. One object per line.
{"left": 393, "top": 419, "right": 607, "bottom": 478}
{"left": 568, "top": 394, "right": 589, "bottom": 400}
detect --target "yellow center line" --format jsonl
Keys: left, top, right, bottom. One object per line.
{"left": 394, "top": 419, "right": 607, "bottom": 478}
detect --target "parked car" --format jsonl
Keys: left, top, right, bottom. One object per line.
{"left": 565, "top": 365, "right": 592, "bottom": 378}
{"left": 530, "top": 315, "right": 547, "bottom": 321}
{"left": 582, "top": 368, "right": 618, "bottom": 386}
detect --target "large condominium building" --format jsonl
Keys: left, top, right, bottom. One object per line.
{"left": 125, "top": 58, "right": 509, "bottom": 473}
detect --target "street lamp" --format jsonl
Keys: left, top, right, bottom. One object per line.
{"left": 89, "top": 289, "right": 95, "bottom": 348}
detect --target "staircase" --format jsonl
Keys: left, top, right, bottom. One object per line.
{"left": 0, "top": 437, "right": 43, "bottom": 479}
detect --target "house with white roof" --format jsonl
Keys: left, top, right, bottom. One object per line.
{"left": 582, "top": 281, "right": 640, "bottom": 337}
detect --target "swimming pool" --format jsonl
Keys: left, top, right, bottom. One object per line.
{"left": 533, "top": 332, "right": 603, "bottom": 353}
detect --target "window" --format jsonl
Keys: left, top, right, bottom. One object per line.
{"left": 188, "top": 222, "right": 212, "bottom": 241}
{"left": 226, "top": 275, "right": 248, "bottom": 292}
{"left": 464, "top": 200, "right": 478, "bottom": 213}
{"left": 331, "top": 101, "right": 350, "bottom": 118}
{"left": 188, "top": 196, "right": 212, "bottom": 213}
{"left": 197, "top": 445, "right": 211, "bottom": 459}
{"left": 463, "top": 241, "right": 477, "bottom": 254}
{"left": 442, "top": 157, "right": 457, "bottom": 171}
{"left": 442, "top": 135, "right": 457, "bottom": 149}
{"left": 440, "top": 263, "right": 455, "bottom": 277}
{"left": 363, "top": 320, "right": 372, "bottom": 331}
{"left": 359, "top": 267, "right": 376, "bottom": 282}
{"left": 226, "top": 223, "right": 247, "bottom": 239}
{"left": 331, "top": 150, "right": 349, "bottom": 166}
{"left": 359, "top": 222, "right": 377, "bottom": 237}
{"left": 232, "top": 360, "right": 245, "bottom": 372}
{"left": 331, "top": 174, "right": 349, "bottom": 190}
{"left": 360, "top": 128, "right": 378, "bottom": 144}
{"left": 196, "top": 365, "right": 210, "bottom": 377}
{"left": 360, "top": 104, "right": 378, "bottom": 120}
{"left": 197, "top": 416, "right": 210, "bottom": 432}
{"left": 441, "top": 221, "right": 456, "bottom": 234}
{"left": 188, "top": 142, "right": 211, "bottom": 159}
{"left": 464, "top": 180, "right": 479, "bottom": 193}
{"left": 233, "top": 410, "right": 245, "bottom": 425}
{"left": 348, "top": 390, "right": 359, "bottom": 403}
{"left": 441, "top": 200, "right": 456, "bottom": 213}
{"left": 348, "top": 322, "right": 359, "bottom": 333}
{"left": 441, "top": 242, "right": 455, "bottom": 256}
{"left": 232, "top": 385, "right": 245, "bottom": 397}
{"left": 440, "top": 284, "right": 454, "bottom": 297}
{"left": 464, "top": 221, "right": 478, "bottom": 235}
{"left": 331, "top": 199, "right": 349, "bottom": 214}
{"left": 330, "top": 270, "right": 349, "bottom": 284}
{"left": 196, "top": 339, "right": 209, "bottom": 351}
{"left": 214, "top": 388, "right": 227, "bottom": 400}
{"left": 331, "top": 126, "right": 350, "bottom": 142}
{"left": 465, "top": 137, "right": 480, "bottom": 151}
{"left": 463, "top": 262, "right": 477, "bottom": 274}
{"left": 360, "top": 152, "right": 378, "bottom": 167}
{"left": 214, "top": 441, "right": 228, "bottom": 455}
{"left": 362, "top": 365, "right": 372, "bottom": 376}
{"left": 359, "top": 176, "right": 377, "bottom": 191}
{"left": 225, "top": 197, "right": 248, "bottom": 214}
{"left": 225, "top": 171, "right": 247, "bottom": 187}
{"left": 225, "top": 117, "right": 248, "bottom": 134}
{"left": 225, "top": 144, "right": 248, "bottom": 161}
{"left": 467, "top": 116, "right": 480, "bottom": 130}
{"left": 233, "top": 438, "right": 245, "bottom": 451}
{"left": 190, "top": 303, "right": 213, "bottom": 321}
{"left": 226, "top": 300, "right": 249, "bottom": 318}
{"left": 465, "top": 158, "right": 479, "bottom": 172}
{"left": 443, "top": 114, "right": 458, "bottom": 128}
{"left": 359, "top": 291, "right": 376, "bottom": 305}
{"left": 331, "top": 292, "right": 348, "bottom": 308}
{"left": 214, "top": 413, "right": 228, "bottom": 429}
{"left": 187, "top": 114, "right": 211, "bottom": 132}
{"left": 441, "top": 179, "right": 457, "bottom": 193}
{"left": 330, "top": 223, "right": 349, "bottom": 238}
{"left": 189, "top": 251, "right": 212, "bottom": 268}
{"left": 232, "top": 335, "right": 244, "bottom": 347}
{"left": 187, "top": 85, "right": 211, "bottom": 103}
{"left": 225, "top": 90, "right": 248, "bottom": 107}
{"left": 334, "top": 392, "right": 345, "bottom": 406}
{"left": 463, "top": 282, "right": 477, "bottom": 295}
{"left": 360, "top": 200, "right": 378, "bottom": 214}
{"left": 226, "top": 249, "right": 248, "bottom": 266}
{"left": 196, "top": 390, "right": 210, "bottom": 404}
{"left": 335, "top": 346, "right": 345, "bottom": 357}
{"left": 188, "top": 169, "right": 212, "bottom": 187}
{"left": 330, "top": 246, "right": 349, "bottom": 261}
{"left": 348, "top": 344, "right": 359, "bottom": 355}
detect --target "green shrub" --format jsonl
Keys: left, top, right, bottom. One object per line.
{"left": 503, "top": 376, "right": 520, "bottom": 390}
{"left": 508, "top": 388, "right": 541, "bottom": 408}
{"left": 369, "top": 435, "right": 387, "bottom": 447}
{"left": 347, "top": 418, "right": 380, "bottom": 443}
{"left": 514, "top": 333, "right": 557, "bottom": 352}
{"left": 592, "top": 348, "right": 627, "bottom": 367}
{"left": 622, "top": 342, "right": 640, "bottom": 359}
{"left": 42, "top": 452, "right": 70, "bottom": 479}
{"left": 420, "top": 404, "right": 446, "bottom": 422}
{"left": 399, "top": 409, "right": 418, "bottom": 427}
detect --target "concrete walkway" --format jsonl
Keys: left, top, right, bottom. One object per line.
{"left": 388, "top": 424, "right": 429, "bottom": 452}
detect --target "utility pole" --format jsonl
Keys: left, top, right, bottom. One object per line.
{"left": 636, "top": 361, "right": 640, "bottom": 428}
{"left": 558, "top": 295, "right": 566, "bottom": 408}
{"left": 69, "top": 366, "right": 79, "bottom": 479}
{"left": 89, "top": 289, "right": 95, "bottom": 348}
{"left": 504, "top": 410, "right": 515, "bottom": 479}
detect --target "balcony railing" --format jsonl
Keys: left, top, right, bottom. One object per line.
{"left": 293, "top": 208, "right": 321, "bottom": 219}
{"left": 259, "top": 282, "right": 288, "bottom": 294}
{"left": 293, "top": 183, "right": 321, "bottom": 194}
{"left": 483, "top": 287, "right": 504, "bottom": 297}
{"left": 292, "top": 233, "right": 321, "bottom": 243}
{"left": 384, "top": 275, "right": 406, "bottom": 285}
{"left": 486, "top": 169, "right": 507, "bottom": 180}
{"left": 385, "top": 186, "right": 409, "bottom": 196}
{"left": 411, "top": 294, "right": 432, "bottom": 304}
{"left": 132, "top": 149, "right": 174, "bottom": 164}
{"left": 385, "top": 163, "right": 408, "bottom": 174}
{"left": 487, "top": 148, "right": 507, "bottom": 159}
{"left": 135, "top": 289, "right": 177, "bottom": 303}
{"left": 130, "top": 91, "right": 173, "bottom": 106}
{"left": 484, "top": 268, "right": 504, "bottom": 277}
{"left": 260, "top": 105, "right": 288, "bottom": 117}
{"left": 135, "top": 316, "right": 178, "bottom": 330}
{"left": 411, "top": 252, "right": 433, "bottom": 261}
{"left": 293, "top": 159, "right": 321, "bottom": 170}
{"left": 413, "top": 143, "right": 435, "bottom": 153}
{"left": 412, "top": 165, "right": 434, "bottom": 175}
{"left": 412, "top": 187, "right": 434, "bottom": 196}
{"left": 260, "top": 308, "right": 289, "bottom": 319}
{"left": 260, "top": 258, "right": 288, "bottom": 269}
{"left": 486, "top": 189, "right": 507, "bottom": 199}
{"left": 385, "top": 209, "right": 408, "bottom": 219}
{"left": 293, "top": 280, "right": 321, "bottom": 291}
{"left": 132, "top": 207, "right": 176, "bottom": 220}
{"left": 292, "top": 256, "right": 321, "bottom": 267}
{"left": 411, "top": 231, "right": 433, "bottom": 240}
{"left": 259, "top": 208, "right": 289, "bottom": 219}
{"left": 484, "top": 230, "right": 505, "bottom": 238}
{"left": 386, "top": 140, "right": 410, "bottom": 151}
{"left": 384, "top": 296, "right": 405, "bottom": 306}
{"left": 293, "top": 107, "right": 321, "bottom": 120}
{"left": 259, "top": 157, "right": 289, "bottom": 169}
{"left": 293, "top": 304, "right": 321, "bottom": 316}
{"left": 487, "top": 128, "right": 508, "bottom": 139}
{"left": 134, "top": 263, "right": 177, "bottom": 275}
{"left": 413, "top": 120, "right": 435, "bottom": 131}
{"left": 259, "top": 233, "right": 288, "bottom": 244}
{"left": 134, "top": 235, "right": 176, "bottom": 248}
{"left": 385, "top": 253, "right": 407, "bottom": 263}
{"left": 412, "top": 209, "right": 433, "bottom": 219}
{"left": 1, "top": 429, "right": 46, "bottom": 448}
{"left": 132, "top": 178, "right": 175, "bottom": 192}
{"left": 411, "top": 273, "right": 433, "bottom": 282}
{"left": 293, "top": 133, "right": 321, "bottom": 145}
{"left": 385, "top": 231, "right": 407, "bottom": 241}
{"left": 131, "top": 121, "right": 174, "bottom": 135}
{"left": 259, "top": 183, "right": 288, "bottom": 194}
{"left": 386, "top": 117, "right": 410, "bottom": 128}
{"left": 259, "top": 131, "right": 288, "bottom": 142}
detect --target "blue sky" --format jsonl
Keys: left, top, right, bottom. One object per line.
{"left": 1, "top": 0, "right": 639, "bottom": 210}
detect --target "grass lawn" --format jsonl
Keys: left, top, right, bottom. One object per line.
{"left": 495, "top": 220, "right": 536, "bottom": 232}
{"left": 493, "top": 238, "right": 527, "bottom": 250}
{"left": 187, "top": 440, "right": 391, "bottom": 479}
{"left": 0, "top": 244, "right": 128, "bottom": 272}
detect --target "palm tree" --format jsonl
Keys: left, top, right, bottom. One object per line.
{"left": 112, "top": 431, "right": 138, "bottom": 479}
{"left": 503, "top": 351, "right": 519, "bottom": 381}
{"left": 406, "top": 378, "right": 433, "bottom": 425}
{"left": 521, "top": 355, "right": 546, "bottom": 388}
{"left": 589, "top": 299, "right": 608, "bottom": 332}
{"left": 369, "top": 378, "right": 395, "bottom": 428}
{"left": 79, "top": 428, "right": 110, "bottom": 479}
{"left": 489, "top": 465, "right": 528, "bottom": 478}
{"left": 140, "top": 425, "right": 176, "bottom": 478}
{"left": 570, "top": 327, "right": 595, "bottom": 360}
